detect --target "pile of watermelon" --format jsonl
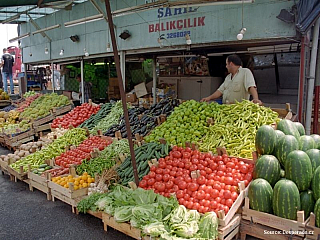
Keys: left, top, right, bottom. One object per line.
{"left": 249, "top": 119, "right": 320, "bottom": 227}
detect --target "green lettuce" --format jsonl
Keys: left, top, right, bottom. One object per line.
{"left": 196, "top": 212, "right": 218, "bottom": 239}
{"left": 143, "top": 221, "right": 169, "bottom": 237}
{"left": 114, "top": 206, "right": 134, "bottom": 222}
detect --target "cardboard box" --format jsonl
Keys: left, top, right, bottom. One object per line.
{"left": 126, "top": 93, "right": 137, "bottom": 103}
{"left": 62, "top": 91, "right": 72, "bottom": 100}
{"left": 134, "top": 82, "right": 148, "bottom": 98}
{"left": 109, "top": 78, "right": 119, "bottom": 87}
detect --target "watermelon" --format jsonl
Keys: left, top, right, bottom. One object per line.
{"left": 273, "top": 179, "right": 301, "bottom": 220}
{"left": 285, "top": 150, "right": 312, "bottom": 191}
{"left": 299, "top": 135, "right": 316, "bottom": 151}
{"left": 311, "top": 134, "right": 320, "bottom": 149}
{"left": 248, "top": 178, "right": 273, "bottom": 213}
{"left": 277, "top": 119, "right": 300, "bottom": 140}
{"left": 314, "top": 198, "right": 320, "bottom": 228}
{"left": 272, "top": 130, "right": 286, "bottom": 155}
{"left": 274, "top": 135, "right": 299, "bottom": 167}
{"left": 253, "top": 155, "right": 280, "bottom": 186}
{"left": 300, "top": 190, "right": 315, "bottom": 219}
{"left": 255, "top": 125, "right": 276, "bottom": 155}
{"left": 306, "top": 149, "right": 320, "bottom": 172}
{"left": 311, "top": 166, "right": 320, "bottom": 200}
{"left": 294, "top": 122, "right": 305, "bottom": 136}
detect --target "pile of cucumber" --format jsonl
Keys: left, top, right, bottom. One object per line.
{"left": 32, "top": 163, "right": 53, "bottom": 175}
{"left": 117, "top": 142, "right": 170, "bottom": 186}
{"left": 79, "top": 103, "right": 113, "bottom": 130}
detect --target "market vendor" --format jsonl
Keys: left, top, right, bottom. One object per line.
{"left": 201, "top": 54, "right": 262, "bottom": 105}
{"left": 76, "top": 74, "right": 92, "bottom": 103}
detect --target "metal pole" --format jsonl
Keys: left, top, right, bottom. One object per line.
{"left": 120, "top": 51, "right": 126, "bottom": 91}
{"left": 153, "top": 56, "right": 157, "bottom": 104}
{"left": 104, "top": 0, "right": 139, "bottom": 185}
{"left": 81, "top": 59, "right": 85, "bottom": 103}
{"left": 314, "top": 39, "right": 320, "bottom": 134}
{"left": 51, "top": 62, "right": 55, "bottom": 92}
{"left": 298, "top": 36, "right": 306, "bottom": 123}
{"left": 305, "top": 18, "right": 320, "bottom": 135}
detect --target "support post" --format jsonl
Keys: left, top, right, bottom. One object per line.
{"left": 120, "top": 51, "right": 126, "bottom": 91}
{"left": 314, "top": 39, "right": 320, "bottom": 134}
{"left": 153, "top": 56, "right": 157, "bottom": 104}
{"left": 81, "top": 59, "right": 85, "bottom": 104}
{"left": 51, "top": 62, "right": 55, "bottom": 92}
{"left": 305, "top": 18, "right": 320, "bottom": 135}
{"left": 104, "top": 0, "right": 139, "bottom": 185}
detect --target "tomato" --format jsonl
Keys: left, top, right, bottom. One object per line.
{"left": 163, "top": 174, "right": 170, "bottom": 182}
{"left": 205, "top": 168, "right": 213, "bottom": 174}
{"left": 178, "top": 161, "right": 185, "bottom": 168}
{"left": 183, "top": 152, "right": 191, "bottom": 159}
{"left": 166, "top": 160, "right": 173, "bottom": 166}
{"left": 188, "top": 182, "right": 199, "bottom": 192}
{"left": 217, "top": 171, "right": 225, "bottom": 177}
{"left": 157, "top": 182, "right": 166, "bottom": 192}
{"left": 186, "top": 201, "right": 193, "bottom": 209}
{"left": 150, "top": 166, "right": 156, "bottom": 172}
{"left": 197, "top": 190, "right": 206, "bottom": 200}
{"left": 184, "top": 193, "right": 190, "bottom": 200}
{"left": 240, "top": 165, "right": 249, "bottom": 174}
{"left": 149, "top": 171, "right": 156, "bottom": 178}
{"left": 191, "top": 202, "right": 199, "bottom": 211}
{"left": 155, "top": 174, "right": 163, "bottom": 182}
{"left": 223, "top": 205, "right": 229, "bottom": 214}
{"left": 155, "top": 168, "right": 163, "bottom": 174}
{"left": 224, "top": 190, "right": 232, "bottom": 199}
{"left": 225, "top": 199, "right": 234, "bottom": 208}
{"left": 172, "top": 151, "right": 182, "bottom": 158}
{"left": 178, "top": 181, "right": 187, "bottom": 190}
{"left": 165, "top": 180, "right": 174, "bottom": 189}
{"left": 225, "top": 176, "right": 234, "bottom": 185}
{"left": 244, "top": 172, "right": 253, "bottom": 182}
{"left": 158, "top": 162, "right": 166, "bottom": 169}
{"left": 176, "top": 190, "right": 184, "bottom": 199}
{"left": 169, "top": 171, "right": 176, "bottom": 177}
{"left": 204, "top": 185, "right": 213, "bottom": 194}
{"left": 147, "top": 178, "right": 155, "bottom": 186}
{"left": 197, "top": 176, "right": 207, "bottom": 185}
{"left": 199, "top": 170, "right": 206, "bottom": 176}
{"left": 231, "top": 192, "right": 239, "bottom": 201}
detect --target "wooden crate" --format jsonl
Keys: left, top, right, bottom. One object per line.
{"left": 52, "top": 104, "right": 73, "bottom": 117}
{"left": 33, "top": 123, "right": 51, "bottom": 137}
{"left": 305, "top": 213, "right": 320, "bottom": 240}
{"left": 48, "top": 168, "right": 88, "bottom": 213}
{"left": 7, "top": 165, "right": 28, "bottom": 182}
{"left": 102, "top": 212, "right": 143, "bottom": 240}
{"left": 32, "top": 114, "right": 55, "bottom": 127}
{"left": 242, "top": 197, "right": 306, "bottom": 237}
{"left": 218, "top": 214, "right": 241, "bottom": 240}
{"left": 271, "top": 103, "right": 295, "bottom": 120}
{"left": 51, "top": 189, "right": 83, "bottom": 213}
{"left": 240, "top": 219, "right": 304, "bottom": 240}
{"left": 28, "top": 169, "right": 51, "bottom": 201}
{"left": 87, "top": 210, "right": 103, "bottom": 220}
{"left": 4, "top": 135, "right": 35, "bottom": 151}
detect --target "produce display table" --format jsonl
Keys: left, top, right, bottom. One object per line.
{"left": 28, "top": 170, "right": 52, "bottom": 201}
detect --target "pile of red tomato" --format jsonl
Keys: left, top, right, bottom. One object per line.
{"left": 51, "top": 103, "right": 100, "bottom": 129}
{"left": 55, "top": 136, "right": 112, "bottom": 168}
{"left": 17, "top": 94, "right": 41, "bottom": 112}
{"left": 139, "top": 146, "right": 254, "bottom": 215}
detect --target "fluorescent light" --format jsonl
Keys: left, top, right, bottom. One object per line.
{"left": 64, "top": 14, "right": 104, "bottom": 28}
{"left": 2, "top": 15, "right": 20, "bottom": 24}
{"left": 9, "top": 33, "right": 30, "bottom": 43}
{"left": 32, "top": 24, "right": 61, "bottom": 35}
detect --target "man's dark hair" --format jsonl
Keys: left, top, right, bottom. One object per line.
{"left": 227, "top": 54, "right": 242, "bottom": 66}
{"left": 3, "top": 48, "right": 7, "bottom": 52}
{"left": 76, "top": 74, "right": 81, "bottom": 79}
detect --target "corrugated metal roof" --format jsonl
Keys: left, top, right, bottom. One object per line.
{"left": 0, "top": 0, "right": 88, "bottom": 23}
{"left": 296, "top": 0, "right": 320, "bottom": 34}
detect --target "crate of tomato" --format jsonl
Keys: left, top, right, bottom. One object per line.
{"left": 51, "top": 102, "right": 100, "bottom": 129}
{"left": 139, "top": 145, "right": 255, "bottom": 227}
{"left": 55, "top": 136, "right": 112, "bottom": 168}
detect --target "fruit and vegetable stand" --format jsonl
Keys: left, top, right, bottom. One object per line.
{"left": 0, "top": 91, "right": 320, "bottom": 240}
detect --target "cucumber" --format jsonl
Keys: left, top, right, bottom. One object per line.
{"left": 155, "top": 151, "right": 161, "bottom": 159}
{"left": 39, "top": 164, "right": 48, "bottom": 168}
{"left": 165, "top": 144, "right": 169, "bottom": 155}
{"left": 45, "top": 166, "right": 52, "bottom": 170}
{"left": 38, "top": 168, "right": 45, "bottom": 172}
{"left": 140, "top": 160, "right": 149, "bottom": 171}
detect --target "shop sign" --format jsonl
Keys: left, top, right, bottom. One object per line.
{"left": 148, "top": 7, "right": 205, "bottom": 38}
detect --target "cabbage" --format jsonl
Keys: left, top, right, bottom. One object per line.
{"left": 131, "top": 188, "right": 157, "bottom": 205}
{"left": 143, "top": 222, "right": 168, "bottom": 237}
{"left": 131, "top": 203, "right": 163, "bottom": 228}
{"left": 196, "top": 212, "right": 218, "bottom": 239}
{"left": 114, "top": 206, "right": 134, "bottom": 222}
{"left": 172, "top": 221, "right": 199, "bottom": 238}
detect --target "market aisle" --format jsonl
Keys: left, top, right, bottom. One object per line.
{"left": 0, "top": 150, "right": 131, "bottom": 240}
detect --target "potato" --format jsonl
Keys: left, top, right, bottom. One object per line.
{"left": 18, "top": 152, "right": 25, "bottom": 158}
{"left": 3, "top": 156, "right": 8, "bottom": 162}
